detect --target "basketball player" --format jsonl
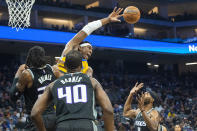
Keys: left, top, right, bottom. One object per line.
{"left": 10, "top": 46, "right": 62, "bottom": 131}
{"left": 123, "top": 83, "right": 160, "bottom": 131}
{"left": 31, "top": 50, "right": 114, "bottom": 131}
{"left": 57, "top": 7, "right": 123, "bottom": 75}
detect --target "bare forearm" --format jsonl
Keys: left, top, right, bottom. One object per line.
{"left": 142, "top": 111, "right": 158, "bottom": 131}
{"left": 101, "top": 17, "right": 110, "bottom": 26}
{"left": 31, "top": 114, "right": 46, "bottom": 131}
{"left": 103, "top": 111, "right": 114, "bottom": 131}
{"left": 124, "top": 93, "right": 134, "bottom": 113}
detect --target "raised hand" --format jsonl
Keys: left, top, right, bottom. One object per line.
{"left": 137, "top": 92, "right": 145, "bottom": 112}
{"left": 130, "top": 82, "right": 144, "bottom": 95}
{"left": 108, "top": 7, "right": 123, "bottom": 23}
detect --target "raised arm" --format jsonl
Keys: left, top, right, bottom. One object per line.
{"left": 31, "top": 82, "right": 54, "bottom": 131}
{"left": 90, "top": 77, "right": 114, "bottom": 131}
{"left": 123, "top": 82, "right": 144, "bottom": 119}
{"left": 60, "top": 7, "right": 123, "bottom": 58}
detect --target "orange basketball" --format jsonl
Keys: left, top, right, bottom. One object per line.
{"left": 123, "top": 6, "right": 141, "bottom": 24}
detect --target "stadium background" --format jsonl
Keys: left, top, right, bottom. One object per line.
{"left": 0, "top": 0, "right": 197, "bottom": 130}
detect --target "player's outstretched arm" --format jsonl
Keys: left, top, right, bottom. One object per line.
{"left": 60, "top": 7, "right": 123, "bottom": 58}
{"left": 123, "top": 82, "right": 144, "bottom": 119}
{"left": 90, "top": 78, "right": 114, "bottom": 131}
{"left": 31, "top": 82, "right": 54, "bottom": 131}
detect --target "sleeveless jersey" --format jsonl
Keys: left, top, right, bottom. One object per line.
{"left": 51, "top": 72, "right": 97, "bottom": 124}
{"left": 58, "top": 57, "right": 89, "bottom": 74}
{"left": 134, "top": 108, "right": 154, "bottom": 131}
{"left": 23, "top": 64, "right": 56, "bottom": 115}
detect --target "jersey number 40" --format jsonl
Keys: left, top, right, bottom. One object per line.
{"left": 57, "top": 84, "right": 87, "bottom": 104}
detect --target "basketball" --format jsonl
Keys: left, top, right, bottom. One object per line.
{"left": 123, "top": 6, "right": 140, "bottom": 24}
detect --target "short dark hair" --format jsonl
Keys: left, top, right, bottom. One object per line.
{"left": 65, "top": 50, "right": 82, "bottom": 70}
{"left": 26, "top": 46, "right": 46, "bottom": 68}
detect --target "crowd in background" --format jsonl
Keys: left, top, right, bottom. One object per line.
{"left": 36, "top": 0, "right": 197, "bottom": 22}
{"left": 0, "top": 56, "right": 196, "bottom": 131}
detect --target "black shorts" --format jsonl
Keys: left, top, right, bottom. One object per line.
{"left": 24, "top": 113, "right": 56, "bottom": 131}
{"left": 56, "top": 119, "right": 98, "bottom": 131}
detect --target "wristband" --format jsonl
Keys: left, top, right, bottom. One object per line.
{"left": 82, "top": 20, "right": 102, "bottom": 35}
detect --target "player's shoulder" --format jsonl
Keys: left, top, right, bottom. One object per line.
{"left": 151, "top": 109, "right": 159, "bottom": 114}
{"left": 18, "top": 69, "right": 33, "bottom": 83}
{"left": 150, "top": 109, "right": 160, "bottom": 118}
{"left": 89, "top": 77, "right": 101, "bottom": 89}
{"left": 162, "top": 126, "right": 168, "bottom": 131}
{"left": 22, "top": 69, "right": 32, "bottom": 78}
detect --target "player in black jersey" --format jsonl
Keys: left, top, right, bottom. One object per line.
{"left": 123, "top": 83, "right": 160, "bottom": 131}
{"left": 10, "top": 46, "right": 62, "bottom": 131}
{"left": 31, "top": 50, "right": 114, "bottom": 131}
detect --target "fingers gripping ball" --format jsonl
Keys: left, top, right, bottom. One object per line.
{"left": 123, "top": 6, "right": 141, "bottom": 24}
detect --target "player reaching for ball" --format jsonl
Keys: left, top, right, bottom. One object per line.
{"left": 57, "top": 7, "right": 123, "bottom": 76}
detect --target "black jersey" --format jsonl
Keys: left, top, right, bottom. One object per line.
{"left": 23, "top": 64, "right": 56, "bottom": 115}
{"left": 51, "top": 72, "right": 97, "bottom": 124}
{"left": 134, "top": 108, "right": 154, "bottom": 131}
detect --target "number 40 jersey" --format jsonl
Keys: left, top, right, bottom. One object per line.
{"left": 52, "top": 72, "right": 97, "bottom": 123}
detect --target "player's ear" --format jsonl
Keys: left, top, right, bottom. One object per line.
{"left": 152, "top": 97, "right": 154, "bottom": 103}
{"left": 73, "top": 45, "right": 79, "bottom": 50}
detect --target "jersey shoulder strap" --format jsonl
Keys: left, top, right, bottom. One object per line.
{"left": 46, "top": 64, "right": 53, "bottom": 72}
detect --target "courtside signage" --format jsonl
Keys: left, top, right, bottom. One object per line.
{"left": 0, "top": 26, "right": 196, "bottom": 54}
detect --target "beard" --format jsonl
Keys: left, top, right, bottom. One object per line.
{"left": 144, "top": 98, "right": 151, "bottom": 105}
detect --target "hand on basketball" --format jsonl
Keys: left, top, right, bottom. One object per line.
{"left": 108, "top": 7, "right": 123, "bottom": 23}
{"left": 130, "top": 82, "right": 144, "bottom": 94}
{"left": 137, "top": 93, "right": 145, "bottom": 112}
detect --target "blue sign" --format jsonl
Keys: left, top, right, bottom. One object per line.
{"left": 0, "top": 26, "right": 197, "bottom": 54}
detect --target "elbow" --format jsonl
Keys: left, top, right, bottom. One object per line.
{"left": 123, "top": 112, "right": 130, "bottom": 118}
{"left": 30, "top": 108, "right": 39, "bottom": 120}
{"left": 123, "top": 112, "right": 127, "bottom": 117}
{"left": 103, "top": 105, "right": 114, "bottom": 115}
